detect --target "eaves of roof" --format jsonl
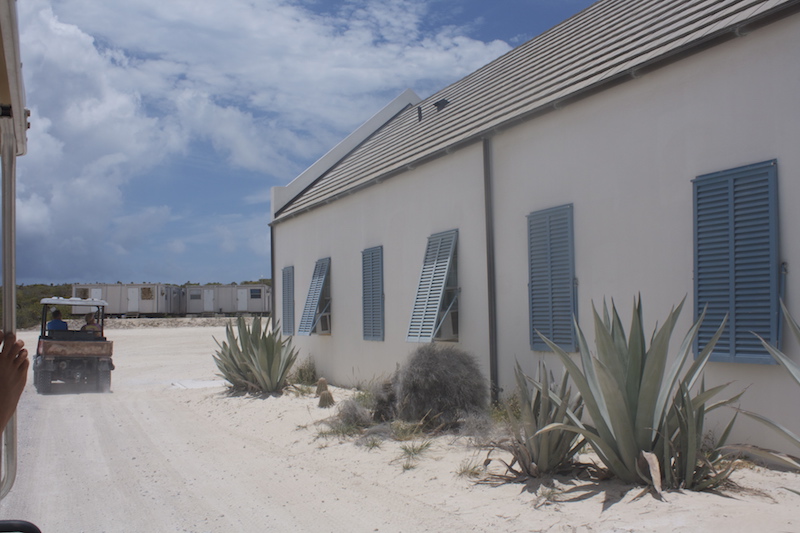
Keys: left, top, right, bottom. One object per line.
{"left": 271, "top": 88, "right": 420, "bottom": 217}
{"left": 272, "top": 0, "right": 800, "bottom": 224}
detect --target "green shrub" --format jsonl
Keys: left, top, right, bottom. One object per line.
{"left": 394, "top": 344, "right": 488, "bottom": 427}
{"left": 213, "top": 316, "right": 299, "bottom": 394}
{"left": 537, "top": 297, "right": 738, "bottom": 490}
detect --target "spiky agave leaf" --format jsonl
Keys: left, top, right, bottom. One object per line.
{"left": 213, "top": 316, "right": 299, "bottom": 394}
{"left": 213, "top": 320, "right": 256, "bottom": 389}
{"left": 501, "top": 361, "right": 585, "bottom": 479}
{"left": 537, "top": 332, "right": 635, "bottom": 480}
{"left": 537, "top": 296, "right": 735, "bottom": 488}
{"left": 736, "top": 300, "right": 800, "bottom": 466}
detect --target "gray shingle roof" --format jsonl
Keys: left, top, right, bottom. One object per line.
{"left": 274, "top": 0, "right": 799, "bottom": 222}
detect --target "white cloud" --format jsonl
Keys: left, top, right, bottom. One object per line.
{"left": 14, "top": 0, "right": 511, "bottom": 283}
{"left": 16, "top": 193, "right": 51, "bottom": 238}
{"left": 112, "top": 206, "right": 173, "bottom": 254}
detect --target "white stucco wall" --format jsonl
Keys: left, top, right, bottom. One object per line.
{"left": 273, "top": 12, "right": 800, "bottom": 451}
{"left": 490, "top": 13, "right": 800, "bottom": 450}
{"left": 273, "top": 143, "right": 490, "bottom": 387}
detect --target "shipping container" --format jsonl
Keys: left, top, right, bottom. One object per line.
{"left": 183, "top": 284, "right": 271, "bottom": 315}
{"left": 74, "top": 283, "right": 270, "bottom": 316}
{"left": 72, "top": 284, "right": 184, "bottom": 316}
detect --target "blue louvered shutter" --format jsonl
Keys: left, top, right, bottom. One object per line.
{"left": 281, "top": 266, "right": 294, "bottom": 335}
{"left": 298, "top": 258, "right": 331, "bottom": 336}
{"left": 407, "top": 230, "right": 458, "bottom": 342}
{"left": 362, "top": 246, "right": 384, "bottom": 341}
{"left": 528, "top": 204, "right": 577, "bottom": 351}
{"left": 694, "top": 160, "right": 780, "bottom": 363}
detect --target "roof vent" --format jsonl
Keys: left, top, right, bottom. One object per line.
{"left": 433, "top": 98, "right": 450, "bottom": 111}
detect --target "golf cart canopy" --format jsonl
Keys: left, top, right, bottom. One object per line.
{"left": 40, "top": 297, "right": 109, "bottom": 308}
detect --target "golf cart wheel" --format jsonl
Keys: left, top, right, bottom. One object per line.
{"left": 98, "top": 370, "right": 111, "bottom": 393}
{"left": 35, "top": 371, "right": 52, "bottom": 394}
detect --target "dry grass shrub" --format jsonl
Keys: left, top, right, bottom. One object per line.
{"left": 291, "top": 356, "right": 317, "bottom": 385}
{"left": 458, "top": 412, "right": 501, "bottom": 446}
{"left": 394, "top": 344, "right": 488, "bottom": 427}
{"left": 492, "top": 393, "right": 521, "bottom": 424}
{"left": 319, "top": 396, "right": 375, "bottom": 441}
{"left": 337, "top": 398, "right": 373, "bottom": 428}
{"left": 371, "top": 378, "right": 396, "bottom": 422}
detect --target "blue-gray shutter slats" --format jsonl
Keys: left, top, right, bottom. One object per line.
{"left": 298, "top": 257, "right": 331, "bottom": 336}
{"left": 693, "top": 160, "right": 779, "bottom": 364}
{"left": 528, "top": 204, "right": 576, "bottom": 351}
{"left": 362, "top": 246, "right": 384, "bottom": 341}
{"left": 281, "top": 266, "right": 294, "bottom": 335}
{"left": 407, "top": 230, "right": 458, "bottom": 342}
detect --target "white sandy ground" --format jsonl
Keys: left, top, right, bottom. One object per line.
{"left": 0, "top": 322, "right": 798, "bottom": 533}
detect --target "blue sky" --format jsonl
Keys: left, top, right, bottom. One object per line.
{"left": 15, "top": 0, "right": 596, "bottom": 285}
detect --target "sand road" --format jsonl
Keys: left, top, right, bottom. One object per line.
{"left": 1, "top": 326, "right": 798, "bottom": 533}
{"left": 1, "top": 326, "right": 502, "bottom": 533}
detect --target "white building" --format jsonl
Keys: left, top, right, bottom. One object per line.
{"left": 184, "top": 284, "right": 271, "bottom": 315}
{"left": 270, "top": 0, "right": 800, "bottom": 451}
{"left": 73, "top": 283, "right": 184, "bottom": 316}
{"left": 73, "top": 283, "right": 272, "bottom": 316}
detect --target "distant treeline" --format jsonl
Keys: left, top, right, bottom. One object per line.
{"left": 1, "top": 280, "right": 272, "bottom": 329}
{"left": 0, "top": 283, "right": 72, "bottom": 329}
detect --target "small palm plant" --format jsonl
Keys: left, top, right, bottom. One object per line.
{"left": 213, "top": 317, "right": 299, "bottom": 394}
{"left": 499, "top": 361, "right": 584, "bottom": 480}
{"left": 537, "top": 297, "right": 739, "bottom": 490}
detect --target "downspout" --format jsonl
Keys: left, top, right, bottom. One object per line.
{"left": 270, "top": 223, "right": 276, "bottom": 326}
{"left": 482, "top": 137, "right": 499, "bottom": 402}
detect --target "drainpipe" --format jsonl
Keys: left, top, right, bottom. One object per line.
{"left": 269, "top": 223, "right": 276, "bottom": 328}
{"left": 482, "top": 137, "right": 499, "bottom": 402}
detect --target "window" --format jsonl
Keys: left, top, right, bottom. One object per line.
{"left": 693, "top": 160, "right": 781, "bottom": 363}
{"left": 407, "top": 230, "right": 459, "bottom": 342}
{"left": 250, "top": 288, "right": 262, "bottom": 299}
{"left": 189, "top": 290, "right": 201, "bottom": 300}
{"left": 362, "top": 246, "right": 384, "bottom": 341}
{"left": 298, "top": 258, "right": 331, "bottom": 335}
{"left": 141, "top": 287, "right": 154, "bottom": 300}
{"left": 528, "top": 204, "right": 577, "bottom": 351}
{"left": 75, "top": 288, "right": 89, "bottom": 299}
{"left": 282, "top": 266, "right": 295, "bottom": 335}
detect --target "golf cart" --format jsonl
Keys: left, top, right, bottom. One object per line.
{"left": 33, "top": 297, "right": 115, "bottom": 394}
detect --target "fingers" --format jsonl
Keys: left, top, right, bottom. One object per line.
{"left": 1, "top": 331, "right": 26, "bottom": 360}
{"left": 18, "top": 350, "right": 29, "bottom": 372}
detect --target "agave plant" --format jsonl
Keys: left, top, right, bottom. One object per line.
{"left": 213, "top": 317, "right": 299, "bottom": 394}
{"left": 537, "top": 296, "right": 737, "bottom": 489}
{"left": 661, "top": 380, "right": 741, "bottom": 490}
{"left": 727, "top": 300, "right": 800, "bottom": 470}
{"left": 499, "top": 361, "right": 584, "bottom": 480}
